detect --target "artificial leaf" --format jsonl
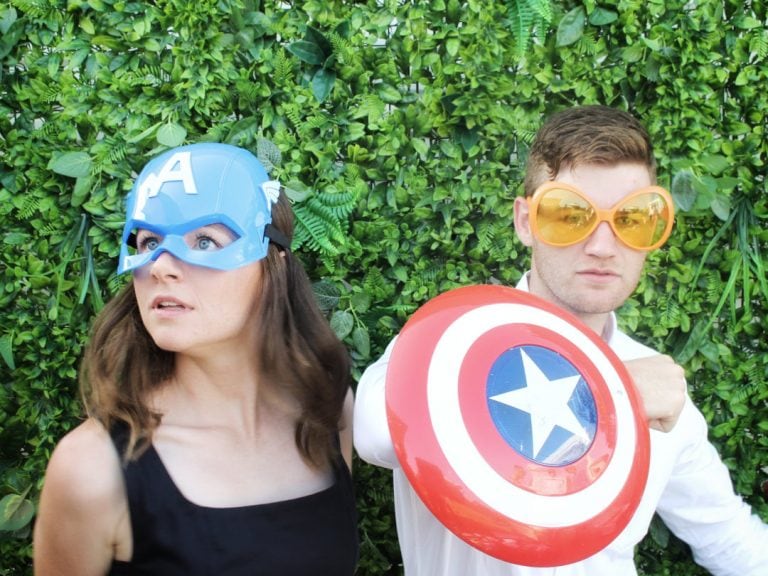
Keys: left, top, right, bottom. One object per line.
{"left": 49, "top": 152, "right": 92, "bottom": 179}
{"left": 352, "top": 325, "right": 371, "bottom": 357}
{"left": 312, "top": 68, "right": 336, "bottom": 103}
{"left": 313, "top": 280, "right": 341, "bottom": 312}
{"left": 330, "top": 310, "right": 354, "bottom": 339}
{"left": 671, "top": 170, "right": 697, "bottom": 212}
{"left": 286, "top": 40, "right": 325, "bottom": 65}
{"left": 0, "top": 494, "right": 34, "bottom": 532}
{"left": 71, "top": 174, "right": 94, "bottom": 208}
{"left": 556, "top": 7, "right": 585, "bottom": 47}
{"left": 157, "top": 123, "right": 187, "bottom": 147}
{"left": 589, "top": 8, "right": 618, "bottom": 26}
{"left": 0, "top": 332, "right": 14, "bottom": 370}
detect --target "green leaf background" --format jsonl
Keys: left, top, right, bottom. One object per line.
{"left": 1, "top": 1, "right": 766, "bottom": 574}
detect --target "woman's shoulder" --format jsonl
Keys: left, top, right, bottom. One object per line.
{"left": 44, "top": 418, "right": 125, "bottom": 505}
{"left": 35, "top": 418, "right": 130, "bottom": 574}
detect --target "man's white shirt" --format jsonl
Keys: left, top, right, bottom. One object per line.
{"left": 353, "top": 276, "right": 768, "bottom": 575}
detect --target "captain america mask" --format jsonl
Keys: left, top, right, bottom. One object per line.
{"left": 118, "top": 143, "right": 285, "bottom": 273}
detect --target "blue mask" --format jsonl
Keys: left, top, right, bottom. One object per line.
{"left": 118, "top": 143, "right": 283, "bottom": 273}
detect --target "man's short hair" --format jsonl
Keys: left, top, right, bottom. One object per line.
{"left": 524, "top": 105, "right": 657, "bottom": 197}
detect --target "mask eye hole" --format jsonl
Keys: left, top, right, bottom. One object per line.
{"left": 133, "top": 229, "right": 164, "bottom": 254}
{"left": 183, "top": 223, "right": 239, "bottom": 252}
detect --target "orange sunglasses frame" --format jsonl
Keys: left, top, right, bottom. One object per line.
{"left": 526, "top": 181, "right": 675, "bottom": 251}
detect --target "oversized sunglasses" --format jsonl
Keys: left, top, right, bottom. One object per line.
{"left": 527, "top": 182, "right": 675, "bottom": 251}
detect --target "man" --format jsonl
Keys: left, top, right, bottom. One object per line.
{"left": 353, "top": 105, "right": 768, "bottom": 575}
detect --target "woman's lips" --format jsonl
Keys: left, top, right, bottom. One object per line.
{"left": 150, "top": 296, "right": 191, "bottom": 312}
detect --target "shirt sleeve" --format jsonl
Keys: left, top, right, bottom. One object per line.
{"left": 655, "top": 400, "right": 768, "bottom": 576}
{"left": 353, "top": 338, "right": 400, "bottom": 469}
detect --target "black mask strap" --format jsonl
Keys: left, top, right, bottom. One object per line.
{"left": 265, "top": 223, "right": 290, "bottom": 252}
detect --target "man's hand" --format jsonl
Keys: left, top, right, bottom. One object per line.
{"left": 624, "top": 355, "right": 687, "bottom": 433}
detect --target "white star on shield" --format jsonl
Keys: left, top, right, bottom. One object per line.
{"left": 489, "top": 349, "right": 590, "bottom": 459}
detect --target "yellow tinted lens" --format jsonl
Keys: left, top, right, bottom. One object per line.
{"left": 536, "top": 188, "right": 596, "bottom": 245}
{"left": 613, "top": 192, "right": 671, "bottom": 248}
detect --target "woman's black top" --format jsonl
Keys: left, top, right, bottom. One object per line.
{"left": 107, "top": 430, "right": 358, "bottom": 576}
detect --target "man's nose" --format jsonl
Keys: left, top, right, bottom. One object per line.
{"left": 583, "top": 221, "right": 620, "bottom": 256}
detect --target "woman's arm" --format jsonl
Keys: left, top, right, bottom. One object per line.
{"left": 339, "top": 387, "right": 355, "bottom": 471}
{"left": 34, "top": 418, "right": 129, "bottom": 576}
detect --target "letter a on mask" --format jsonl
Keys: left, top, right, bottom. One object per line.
{"left": 139, "top": 151, "right": 198, "bottom": 199}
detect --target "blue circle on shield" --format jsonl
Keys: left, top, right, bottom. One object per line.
{"left": 486, "top": 345, "right": 597, "bottom": 466}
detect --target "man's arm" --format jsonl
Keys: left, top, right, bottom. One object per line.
{"left": 655, "top": 401, "right": 768, "bottom": 575}
{"left": 353, "top": 338, "right": 400, "bottom": 469}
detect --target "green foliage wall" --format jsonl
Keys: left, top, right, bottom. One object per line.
{"left": 1, "top": 1, "right": 766, "bottom": 574}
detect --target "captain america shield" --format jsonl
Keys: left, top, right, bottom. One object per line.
{"left": 385, "top": 284, "right": 650, "bottom": 567}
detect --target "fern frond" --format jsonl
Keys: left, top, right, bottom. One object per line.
{"left": 88, "top": 136, "right": 125, "bottom": 176}
{"left": 284, "top": 102, "right": 303, "bottom": 130}
{"left": 658, "top": 295, "right": 681, "bottom": 327}
{"left": 234, "top": 78, "right": 261, "bottom": 103}
{"left": 363, "top": 268, "right": 388, "bottom": 300}
{"left": 291, "top": 219, "right": 331, "bottom": 254}
{"left": 527, "top": 0, "right": 553, "bottom": 21}
{"left": 506, "top": 0, "right": 552, "bottom": 57}
{"left": 433, "top": 66, "right": 446, "bottom": 89}
{"left": 11, "top": 0, "right": 48, "bottom": 17}
{"left": 743, "top": 359, "right": 765, "bottom": 392}
{"left": 105, "top": 137, "right": 128, "bottom": 163}
{"left": 751, "top": 30, "right": 768, "bottom": 60}
{"left": 122, "top": 65, "right": 171, "bottom": 87}
{"left": 305, "top": 112, "right": 334, "bottom": 132}
{"left": 318, "top": 253, "right": 337, "bottom": 274}
{"left": 274, "top": 48, "right": 294, "bottom": 86}
{"left": 38, "top": 222, "right": 62, "bottom": 236}
{"left": 344, "top": 164, "right": 362, "bottom": 181}
{"left": 705, "top": 273, "right": 725, "bottom": 306}
{"left": 475, "top": 220, "right": 496, "bottom": 251}
{"left": 292, "top": 200, "right": 344, "bottom": 255}
{"left": 30, "top": 78, "right": 59, "bottom": 103}
{"left": 315, "top": 189, "right": 357, "bottom": 219}
{"left": 419, "top": 262, "right": 442, "bottom": 285}
{"left": 329, "top": 32, "right": 350, "bottom": 57}
{"left": 37, "top": 120, "right": 59, "bottom": 138}
{"left": 507, "top": 2, "right": 534, "bottom": 56}
{"left": 512, "top": 122, "right": 538, "bottom": 145}
{"left": 17, "top": 196, "right": 41, "bottom": 219}
{"left": 574, "top": 28, "right": 599, "bottom": 57}
{"left": 488, "top": 232, "right": 515, "bottom": 262}
{"left": 730, "top": 380, "right": 762, "bottom": 405}
{"left": 107, "top": 273, "right": 130, "bottom": 297}
{"left": 74, "top": 79, "right": 95, "bottom": 101}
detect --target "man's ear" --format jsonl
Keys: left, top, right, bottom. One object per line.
{"left": 513, "top": 196, "right": 534, "bottom": 247}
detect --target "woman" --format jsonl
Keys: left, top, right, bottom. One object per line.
{"left": 33, "top": 143, "right": 358, "bottom": 575}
